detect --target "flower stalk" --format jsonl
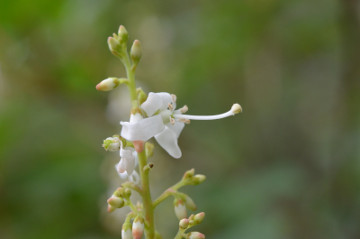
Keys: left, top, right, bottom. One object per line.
{"left": 97, "top": 25, "right": 241, "bottom": 239}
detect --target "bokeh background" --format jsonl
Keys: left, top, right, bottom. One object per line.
{"left": 0, "top": 0, "right": 359, "bottom": 238}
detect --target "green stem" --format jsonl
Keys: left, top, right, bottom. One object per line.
{"left": 138, "top": 150, "right": 155, "bottom": 239}
{"left": 153, "top": 180, "right": 188, "bottom": 208}
{"left": 174, "top": 229, "right": 184, "bottom": 239}
{"left": 122, "top": 54, "right": 138, "bottom": 109}
{"left": 123, "top": 53, "right": 155, "bottom": 238}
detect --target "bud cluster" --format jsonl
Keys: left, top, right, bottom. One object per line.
{"left": 183, "top": 168, "right": 206, "bottom": 186}
{"left": 177, "top": 212, "right": 206, "bottom": 239}
{"left": 107, "top": 186, "right": 132, "bottom": 213}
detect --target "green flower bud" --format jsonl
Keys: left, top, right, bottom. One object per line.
{"left": 192, "top": 174, "right": 206, "bottom": 185}
{"left": 145, "top": 142, "right": 154, "bottom": 158}
{"left": 184, "top": 195, "right": 197, "bottom": 211}
{"left": 184, "top": 168, "right": 195, "bottom": 179}
{"left": 118, "top": 25, "right": 128, "bottom": 44}
{"left": 107, "top": 195, "right": 124, "bottom": 208}
{"left": 130, "top": 40, "right": 142, "bottom": 66}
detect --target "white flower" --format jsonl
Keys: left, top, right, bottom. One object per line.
{"left": 115, "top": 143, "right": 140, "bottom": 184}
{"left": 120, "top": 92, "right": 242, "bottom": 158}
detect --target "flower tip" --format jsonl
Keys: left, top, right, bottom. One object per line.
{"left": 231, "top": 103, "right": 242, "bottom": 114}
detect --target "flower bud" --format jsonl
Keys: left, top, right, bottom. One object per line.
{"left": 137, "top": 88, "right": 147, "bottom": 105}
{"left": 107, "top": 195, "right": 124, "bottom": 208}
{"left": 107, "top": 204, "right": 116, "bottom": 213}
{"left": 188, "top": 232, "right": 205, "bottom": 239}
{"left": 130, "top": 40, "right": 142, "bottom": 65}
{"left": 184, "top": 195, "right": 197, "bottom": 211}
{"left": 192, "top": 174, "right": 206, "bottom": 185}
{"left": 124, "top": 188, "right": 132, "bottom": 198}
{"left": 132, "top": 216, "right": 144, "bottom": 239}
{"left": 194, "top": 212, "right": 205, "bottom": 224}
{"left": 118, "top": 25, "right": 128, "bottom": 43}
{"left": 122, "top": 228, "right": 132, "bottom": 239}
{"left": 184, "top": 168, "right": 195, "bottom": 179}
{"left": 179, "top": 218, "right": 189, "bottom": 229}
{"left": 102, "top": 136, "right": 121, "bottom": 151}
{"left": 145, "top": 142, "right": 154, "bottom": 158}
{"left": 122, "top": 222, "right": 132, "bottom": 239}
{"left": 174, "top": 199, "right": 187, "bottom": 220}
{"left": 108, "top": 37, "right": 121, "bottom": 53}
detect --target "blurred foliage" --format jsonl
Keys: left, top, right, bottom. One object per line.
{"left": 0, "top": 0, "right": 359, "bottom": 238}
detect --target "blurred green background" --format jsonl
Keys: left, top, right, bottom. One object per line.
{"left": 0, "top": 0, "right": 359, "bottom": 238}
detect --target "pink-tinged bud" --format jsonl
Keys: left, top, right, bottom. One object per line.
{"left": 130, "top": 40, "right": 142, "bottom": 64}
{"left": 194, "top": 212, "right": 205, "bottom": 224}
{"left": 179, "top": 218, "right": 189, "bottom": 229}
{"left": 121, "top": 228, "right": 132, "bottom": 239}
{"left": 108, "top": 37, "right": 120, "bottom": 53}
{"left": 107, "top": 204, "right": 116, "bottom": 213}
{"left": 96, "top": 77, "right": 119, "bottom": 91}
{"left": 118, "top": 25, "right": 128, "bottom": 42}
{"left": 107, "top": 195, "right": 124, "bottom": 208}
{"left": 132, "top": 216, "right": 144, "bottom": 239}
{"left": 133, "top": 140, "right": 144, "bottom": 153}
{"left": 188, "top": 232, "right": 205, "bottom": 239}
{"left": 174, "top": 200, "right": 187, "bottom": 220}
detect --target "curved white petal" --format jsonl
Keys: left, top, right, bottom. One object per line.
{"left": 115, "top": 159, "right": 127, "bottom": 174}
{"left": 120, "top": 115, "right": 165, "bottom": 141}
{"left": 155, "top": 122, "right": 184, "bottom": 159}
{"left": 141, "top": 92, "right": 173, "bottom": 116}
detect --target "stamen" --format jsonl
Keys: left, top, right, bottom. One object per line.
{"left": 170, "top": 117, "right": 176, "bottom": 125}
{"left": 168, "top": 103, "right": 174, "bottom": 111}
{"left": 174, "top": 103, "right": 242, "bottom": 121}
{"left": 179, "top": 105, "right": 188, "bottom": 114}
{"left": 177, "top": 118, "right": 190, "bottom": 124}
{"left": 171, "top": 94, "right": 177, "bottom": 103}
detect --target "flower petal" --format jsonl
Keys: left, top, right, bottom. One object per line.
{"left": 120, "top": 115, "right": 165, "bottom": 141}
{"left": 155, "top": 122, "right": 184, "bottom": 159}
{"left": 141, "top": 92, "right": 173, "bottom": 116}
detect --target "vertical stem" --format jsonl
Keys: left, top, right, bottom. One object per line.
{"left": 123, "top": 53, "right": 155, "bottom": 238}
{"left": 138, "top": 150, "right": 155, "bottom": 239}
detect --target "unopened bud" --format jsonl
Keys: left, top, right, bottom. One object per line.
{"left": 107, "top": 204, "right": 116, "bottom": 213}
{"left": 179, "top": 218, "right": 189, "bottom": 229}
{"left": 118, "top": 25, "right": 128, "bottom": 43}
{"left": 184, "top": 168, "right": 195, "bottom": 179}
{"left": 193, "top": 174, "right": 206, "bottom": 185}
{"left": 108, "top": 37, "right": 121, "bottom": 53}
{"left": 114, "top": 187, "right": 125, "bottom": 197}
{"left": 137, "top": 88, "right": 147, "bottom": 105}
{"left": 102, "top": 136, "right": 121, "bottom": 151}
{"left": 107, "top": 195, "right": 124, "bottom": 208}
{"left": 174, "top": 199, "right": 187, "bottom": 220}
{"left": 121, "top": 228, "right": 132, "bottom": 239}
{"left": 231, "top": 103, "right": 242, "bottom": 114}
{"left": 132, "top": 216, "right": 144, "bottom": 239}
{"left": 184, "top": 195, "right": 197, "bottom": 211}
{"left": 124, "top": 188, "right": 132, "bottom": 198}
{"left": 145, "top": 142, "right": 154, "bottom": 158}
{"left": 188, "top": 232, "right": 205, "bottom": 239}
{"left": 122, "top": 222, "right": 132, "bottom": 239}
{"left": 194, "top": 212, "right": 205, "bottom": 224}
{"left": 131, "top": 40, "right": 142, "bottom": 65}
